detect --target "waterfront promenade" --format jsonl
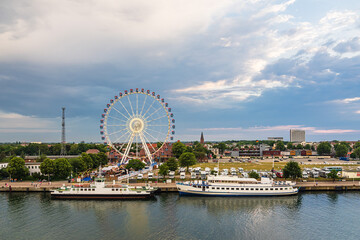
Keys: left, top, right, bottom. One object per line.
{"left": 1, "top": 180, "right": 360, "bottom": 192}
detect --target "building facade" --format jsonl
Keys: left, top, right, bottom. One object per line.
{"left": 290, "top": 129, "right": 305, "bottom": 142}
{"left": 267, "top": 137, "right": 284, "bottom": 141}
{"left": 25, "top": 162, "right": 41, "bottom": 176}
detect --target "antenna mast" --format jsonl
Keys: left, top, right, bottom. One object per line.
{"left": 60, "top": 107, "right": 66, "bottom": 156}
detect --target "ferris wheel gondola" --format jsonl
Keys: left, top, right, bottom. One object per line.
{"left": 100, "top": 89, "right": 175, "bottom": 165}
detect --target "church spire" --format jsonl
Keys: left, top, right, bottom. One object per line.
{"left": 200, "top": 132, "right": 204, "bottom": 144}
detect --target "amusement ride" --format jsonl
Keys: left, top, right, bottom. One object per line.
{"left": 100, "top": 88, "right": 175, "bottom": 165}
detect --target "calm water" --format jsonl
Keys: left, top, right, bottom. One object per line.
{"left": 0, "top": 192, "right": 359, "bottom": 240}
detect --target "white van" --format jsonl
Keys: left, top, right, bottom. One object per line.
{"left": 169, "top": 171, "right": 175, "bottom": 179}
{"left": 180, "top": 172, "right": 186, "bottom": 179}
{"left": 191, "top": 172, "right": 197, "bottom": 179}
{"left": 137, "top": 174, "right": 143, "bottom": 180}
{"left": 148, "top": 172, "right": 154, "bottom": 179}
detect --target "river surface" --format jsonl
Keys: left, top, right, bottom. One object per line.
{"left": 0, "top": 192, "right": 359, "bottom": 240}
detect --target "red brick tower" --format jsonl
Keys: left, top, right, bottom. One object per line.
{"left": 200, "top": 132, "right": 204, "bottom": 144}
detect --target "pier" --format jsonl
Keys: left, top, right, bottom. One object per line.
{"left": 1, "top": 180, "right": 360, "bottom": 193}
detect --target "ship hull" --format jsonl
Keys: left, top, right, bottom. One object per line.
{"left": 178, "top": 190, "right": 298, "bottom": 197}
{"left": 51, "top": 193, "right": 155, "bottom": 200}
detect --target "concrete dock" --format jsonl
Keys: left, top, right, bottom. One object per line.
{"left": 1, "top": 180, "right": 360, "bottom": 193}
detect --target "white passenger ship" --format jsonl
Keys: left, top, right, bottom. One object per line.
{"left": 176, "top": 175, "right": 298, "bottom": 197}
{"left": 51, "top": 177, "right": 158, "bottom": 200}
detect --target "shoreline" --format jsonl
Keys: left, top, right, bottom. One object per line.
{"left": 1, "top": 180, "right": 360, "bottom": 193}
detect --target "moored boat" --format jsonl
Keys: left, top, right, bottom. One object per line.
{"left": 51, "top": 177, "right": 157, "bottom": 200}
{"left": 176, "top": 175, "right": 298, "bottom": 197}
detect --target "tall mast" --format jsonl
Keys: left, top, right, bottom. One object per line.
{"left": 60, "top": 107, "right": 66, "bottom": 156}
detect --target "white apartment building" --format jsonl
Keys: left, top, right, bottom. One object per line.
{"left": 290, "top": 129, "right": 305, "bottom": 143}
{"left": 25, "top": 162, "right": 41, "bottom": 176}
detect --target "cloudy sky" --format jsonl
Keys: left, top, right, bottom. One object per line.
{"left": 1, "top": 0, "right": 360, "bottom": 143}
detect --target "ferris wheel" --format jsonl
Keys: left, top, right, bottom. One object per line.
{"left": 100, "top": 88, "right": 175, "bottom": 165}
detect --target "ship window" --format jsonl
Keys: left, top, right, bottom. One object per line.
{"left": 85, "top": 189, "right": 87, "bottom": 191}
{"left": 206, "top": 186, "right": 209, "bottom": 189}
{"left": 260, "top": 188, "right": 263, "bottom": 190}
{"left": 255, "top": 188, "right": 259, "bottom": 190}
{"left": 217, "top": 187, "right": 220, "bottom": 190}
{"left": 275, "top": 188, "right": 278, "bottom": 190}
{"left": 80, "top": 189, "right": 83, "bottom": 191}
{"left": 92, "top": 189, "right": 95, "bottom": 191}
{"left": 236, "top": 188, "right": 239, "bottom": 190}
{"left": 116, "top": 189, "right": 119, "bottom": 191}
{"left": 221, "top": 188, "right": 225, "bottom": 190}
{"left": 265, "top": 188, "right": 268, "bottom": 190}
{"left": 246, "top": 188, "right": 249, "bottom": 190}
{"left": 270, "top": 188, "right": 273, "bottom": 190}
{"left": 280, "top": 188, "right": 283, "bottom": 190}
{"left": 251, "top": 188, "right": 254, "bottom": 190}
{"left": 241, "top": 188, "right": 244, "bottom": 190}
{"left": 212, "top": 187, "right": 215, "bottom": 189}
{"left": 285, "top": 188, "right": 288, "bottom": 190}
{"left": 112, "top": 189, "right": 114, "bottom": 191}
{"left": 226, "top": 188, "right": 229, "bottom": 190}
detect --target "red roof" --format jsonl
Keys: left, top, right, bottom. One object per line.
{"left": 86, "top": 149, "right": 100, "bottom": 154}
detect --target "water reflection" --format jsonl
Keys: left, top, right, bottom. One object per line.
{"left": 177, "top": 195, "right": 301, "bottom": 214}
{"left": 326, "top": 192, "right": 338, "bottom": 204}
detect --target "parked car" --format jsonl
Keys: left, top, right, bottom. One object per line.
{"left": 137, "top": 174, "right": 143, "bottom": 180}
{"left": 180, "top": 172, "right": 185, "bottom": 179}
{"left": 148, "top": 172, "right": 154, "bottom": 179}
{"left": 169, "top": 171, "right": 175, "bottom": 179}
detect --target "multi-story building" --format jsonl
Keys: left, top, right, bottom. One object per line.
{"left": 0, "top": 163, "right": 8, "bottom": 169}
{"left": 290, "top": 129, "right": 305, "bottom": 142}
{"left": 268, "top": 137, "right": 284, "bottom": 141}
{"left": 25, "top": 162, "right": 41, "bottom": 176}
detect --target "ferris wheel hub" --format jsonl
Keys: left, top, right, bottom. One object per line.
{"left": 129, "top": 117, "right": 145, "bottom": 133}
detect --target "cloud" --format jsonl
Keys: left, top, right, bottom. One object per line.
{"left": 0, "top": 110, "right": 59, "bottom": 133}
{"left": 171, "top": 7, "right": 360, "bottom": 107}
{"left": 332, "top": 97, "right": 360, "bottom": 104}
{"left": 333, "top": 37, "right": 360, "bottom": 53}
{"left": 0, "top": 0, "right": 236, "bottom": 64}
{"left": 192, "top": 125, "right": 360, "bottom": 135}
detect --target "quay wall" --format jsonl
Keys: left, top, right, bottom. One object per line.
{"left": 1, "top": 182, "right": 360, "bottom": 193}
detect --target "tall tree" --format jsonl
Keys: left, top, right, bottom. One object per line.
{"left": 283, "top": 161, "right": 302, "bottom": 179}
{"left": 54, "top": 158, "right": 72, "bottom": 179}
{"left": 166, "top": 157, "right": 178, "bottom": 171}
{"left": 7, "top": 157, "right": 29, "bottom": 179}
{"left": 172, "top": 141, "right": 187, "bottom": 158}
{"left": 353, "top": 147, "right": 360, "bottom": 159}
{"left": 304, "top": 144, "right": 311, "bottom": 150}
{"left": 335, "top": 144, "right": 348, "bottom": 157}
{"left": 317, "top": 142, "right": 331, "bottom": 155}
{"left": 81, "top": 153, "right": 94, "bottom": 170}
{"left": 179, "top": 152, "right": 197, "bottom": 172}
{"left": 40, "top": 158, "right": 55, "bottom": 180}
{"left": 125, "top": 159, "right": 145, "bottom": 171}
{"left": 275, "top": 141, "right": 286, "bottom": 151}
{"left": 327, "top": 170, "right": 339, "bottom": 181}
{"left": 296, "top": 144, "right": 303, "bottom": 149}
{"left": 97, "top": 152, "right": 108, "bottom": 166}
{"left": 286, "top": 142, "right": 293, "bottom": 149}
{"left": 68, "top": 158, "right": 86, "bottom": 174}
{"left": 248, "top": 171, "right": 259, "bottom": 179}
{"left": 159, "top": 163, "right": 169, "bottom": 178}
{"left": 217, "top": 142, "right": 226, "bottom": 154}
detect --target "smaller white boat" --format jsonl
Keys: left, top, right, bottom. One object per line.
{"left": 51, "top": 177, "right": 157, "bottom": 200}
